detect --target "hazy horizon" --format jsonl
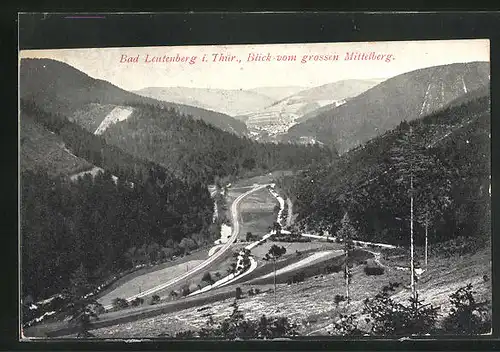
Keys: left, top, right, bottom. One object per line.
{"left": 19, "top": 40, "right": 489, "bottom": 92}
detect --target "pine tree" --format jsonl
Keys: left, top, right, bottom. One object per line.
{"left": 65, "top": 264, "right": 103, "bottom": 338}
{"left": 414, "top": 164, "right": 452, "bottom": 268}
{"left": 336, "top": 212, "right": 357, "bottom": 304}
{"left": 264, "top": 245, "right": 287, "bottom": 311}
{"left": 390, "top": 122, "right": 437, "bottom": 301}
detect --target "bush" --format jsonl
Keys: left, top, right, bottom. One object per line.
{"left": 112, "top": 297, "right": 129, "bottom": 310}
{"left": 287, "top": 271, "right": 306, "bottom": 285}
{"left": 150, "top": 294, "right": 160, "bottom": 305}
{"left": 325, "top": 264, "right": 342, "bottom": 274}
{"left": 364, "top": 261, "right": 385, "bottom": 276}
{"left": 328, "top": 282, "right": 490, "bottom": 337}
{"left": 130, "top": 297, "right": 144, "bottom": 307}
{"left": 362, "top": 283, "right": 439, "bottom": 336}
{"left": 334, "top": 294, "right": 346, "bottom": 307}
{"left": 330, "top": 313, "right": 364, "bottom": 336}
{"left": 175, "top": 330, "right": 196, "bottom": 339}
{"left": 442, "top": 283, "right": 491, "bottom": 335}
{"left": 202, "top": 272, "right": 214, "bottom": 284}
{"left": 176, "top": 301, "right": 298, "bottom": 339}
{"left": 235, "top": 287, "right": 243, "bottom": 299}
{"left": 181, "top": 285, "right": 191, "bottom": 297}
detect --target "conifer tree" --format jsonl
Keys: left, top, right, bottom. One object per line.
{"left": 336, "top": 212, "right": 357, "bottom": 303}
{"left": 264, "top": 245, "right": 287, "bottom": 310}
{"left": 65, "top": 264, "right": 103, "bottom": 338}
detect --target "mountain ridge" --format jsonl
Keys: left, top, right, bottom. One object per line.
{"left": 285, "top": 61, "right": 490, "bottom": 153}
{"left": 242, "top": 78, "right": 385, "bottom": 140}
{"left": 20, "top": 58, "right": 248, "bottom": 136}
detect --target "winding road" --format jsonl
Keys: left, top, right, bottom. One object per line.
{"left": 101, "top": 184, "right": 269, "bottom": 310}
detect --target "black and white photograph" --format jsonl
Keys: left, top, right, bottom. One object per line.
{"left": 19, "top": 38, "right": 491, "bottom": 339}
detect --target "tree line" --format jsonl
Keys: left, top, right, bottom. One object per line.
{"left": 20, "top": 99, "right": 169, "bottom": 184}
{"left": 21, "top": 168, "right": 216, "bottom": 302}
{"left": 276, "top": 94, "right": 490, "bottom": 248}
{"left": 101, "top": 102, "right": 337, "bottom": 184}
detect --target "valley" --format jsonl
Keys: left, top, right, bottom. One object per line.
{"left": 19, "top": 47, "right": 491, "bottom": 340}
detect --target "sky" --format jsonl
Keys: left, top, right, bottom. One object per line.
{"left": 19, "top": 39, "right": 489, "bottom": 91}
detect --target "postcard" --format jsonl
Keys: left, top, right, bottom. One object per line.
{"left": 19, "top": 39, "right": 491, "bottom": 339}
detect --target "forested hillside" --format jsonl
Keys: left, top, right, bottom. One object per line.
{"left": 21, "top": 168, "right": 216, "bottom": 302}
{"left": 20, "top": 98, "right": 223, "bottom": 302}
{"left": 102, "top": 102, "right": 336, "bottom": 184}
{"left": 20, "top": 58, "right": 248, "bottom": 136}
{"left": 286, "top": 62, "right": 490, "bottom": 153}
{"left": 20, "top": 114, "right": 92, "bottom": 177}
{"left": 21, "top": 100, "right": 168, "bottom": 182}
{"left": 20, "top": 96, "right": 335, "bottom": 302}
{"left": 278, "top": 87, "right": 490, "bottom": 247}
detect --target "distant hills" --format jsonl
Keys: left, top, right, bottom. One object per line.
{"left": 242, "top": 79, "right": 385, "bottom": 139}
{"left": 19, "top": 58, "right": 248, "bottom": 136}
{"left": 134, "top": 86, "right": 275, "bottom": 117}
{"left": 247, "top": 86, "right": 308, "bottom": 102}
{"left": 285, "top": 61, "right": 490, "bottom": 153}
{"left": 20, "top": 58, "right": 335, "bottom": 185}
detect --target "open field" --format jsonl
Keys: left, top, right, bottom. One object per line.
{"left": 135, "top": 243, "right": 247, "bottom": 301}
{"left": 258, "top": 250, "right": 343, "bottom": 279}
{"left": 98, "top": 260, "right": 205, "bottom": 308}
{"left": 389, "top": 246, "right": 491, "bottom": 321}
{"left": 238, "top": 188, "right": 279, "bottom": 238}
{"left": 88, "top": 243, "right": 491, "bottom": 338}
{"left": 223, "top": 180, "right": 280, "bottom": 242}
{"left": 249, "top": 240, "right": 337, "bottom": 260}
{"left": 89, "top": 250, "right": 394, "bottom": 338}
{"left": 93, "top": 248, "right": 210, "bottom": 302}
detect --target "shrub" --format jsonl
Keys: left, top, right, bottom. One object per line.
{"left": 328, "top": 282, "right": 490, "bottom": 337}
{"left": 186, "top": 301, "right": 298, "bottom": 339}
{"left": 202, "top": 272, "right": 214, "bottom": 284}
{"left": 287, "top": 271, "right": 306, "bottom": 284}
{"left": 330, "top": 313, "right": 364, "bottom": 336}
{"left": 325, "top": 264, "right": 342, "bottom": 274}
{"left": 362, "top": 283, "right": 439, "bottom": 336}
{"left": 181, "top": 285, "right": 191, "bottom": 297}
{"left": 150, "top": 294, "right": 160, "bottom": 305}
{"left": 235, "top": 287, "right": 243, "bottom": 299}
{"left": 364, "top": 260, "right": 385, "bottom": 276}
{"left": 130, "top": 297, "right": 144, "bottom": 307}
{"left": 175, "top": 330, "right": 196, "bottom": 338}
{"left": 112, "top": 297, "right": 129, "bottom": 310}
{"left": 94, "top": 304, "right": 106, "bottom": 315}
{"left": 442, "top": 283, "right": 491, "bottom": 335}
{"left": 334, "top": 294, "right": 346, "bottom": 307}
